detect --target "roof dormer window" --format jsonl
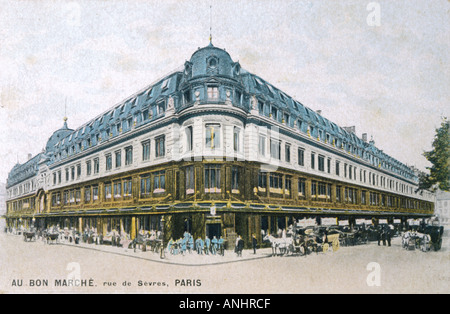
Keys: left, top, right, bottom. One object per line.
{"left": 208, "top": 57, "right": 217, "bottom": 68}
{"left": 161, "top": 78, "right": 170, "bottom": 90}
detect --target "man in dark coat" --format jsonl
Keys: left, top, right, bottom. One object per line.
{"left": 252, "top": 234, "right": 258, "bottom": 254}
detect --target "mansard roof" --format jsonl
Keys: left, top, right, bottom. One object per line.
{"left": 7, "top": 153, "right": 42, "bottom": 188}
{"left": 35, "top": 43, "right": 415, "bottom": 181}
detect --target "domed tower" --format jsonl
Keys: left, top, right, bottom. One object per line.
{"left": 186, "top": 43, "right": 241, "bottom": 79}
{"left": 179, "top": 43, "right": 244, "bottom": 113}
{"left": 44, "top": 117, "right": 73, "bottom": 154}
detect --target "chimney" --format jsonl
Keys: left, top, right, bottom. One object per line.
{"left": 27, "top": 153, "right": 32, "bottom": 160}
{"left": 343, "top": 126, "right": 356, "bottom": 134}
{"left": 362, "top": 133, "right": 368, "bottom": 142}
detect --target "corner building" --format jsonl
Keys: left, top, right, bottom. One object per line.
{"left": 5, "top": 43, "right": 435, "bottom": 247}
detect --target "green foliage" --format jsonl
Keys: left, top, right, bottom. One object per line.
{"left": 420, "top": 119, "right": 450, "bottom": 191}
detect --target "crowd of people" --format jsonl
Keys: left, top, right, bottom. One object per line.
{"left": 6, "top": 224, "right": 258, "bottom": 258}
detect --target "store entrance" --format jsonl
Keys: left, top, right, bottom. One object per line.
{"left": 206, "top": 223, "right": 221, "bottom": 239}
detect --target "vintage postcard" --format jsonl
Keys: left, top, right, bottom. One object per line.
{"left": 0, "top": 0, "right": 449, "bottom": 298}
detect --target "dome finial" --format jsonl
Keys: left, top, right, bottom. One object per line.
{"left": 209, "top": 4, "right": 213, "bottom": 46}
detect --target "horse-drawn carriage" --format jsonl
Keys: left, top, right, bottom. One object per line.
{"left": 423, "top": 225, "right": 444, "bottom": 251}
{"left": 263, "top": 225, "right": 341, "bottom": 256}
{"left": 403, "top": 225, "right": 444, "bottom": 252}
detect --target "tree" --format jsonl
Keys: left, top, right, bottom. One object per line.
{"left": 419, "top": 118, "right": 450, "bottom": 191}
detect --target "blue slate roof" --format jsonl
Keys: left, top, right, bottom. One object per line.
{"left": 13, "top": 43, "right": 415, "bottom": 183}
{"left": 7, "top": 153, "right": 42, "bottom": 188}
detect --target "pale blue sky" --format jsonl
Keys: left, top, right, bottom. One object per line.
{"left": 0, "top": 0, "right": 449, "bottom": 184}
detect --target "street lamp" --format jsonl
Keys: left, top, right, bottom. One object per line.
{"left": 160, "top": 216, "right": 165, "bottom": 259}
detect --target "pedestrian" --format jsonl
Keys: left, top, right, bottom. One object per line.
{"left": 377, "top": 227, "right": 381, "bottom": 246}
{"left": 218, "top": 236, "right": 225, "bottom": 256}
{"left": 237, "top": 237, "right": 244, "bottom": 257}
{"left": 382, "top": 228, "right": 386, "bottom": 246}
{"left": 211, "top": 236, "right": 218, "bottom": 255}
{"left": 195, "top": 237, "right": 204, "bottom": 254}
{"left": 386, "top": 229, "right": 392, "bottom": 247}
{"left": 252, "top": 234, "right": 258, "bottom": 254}
{"left": 188, "top": 235, "right": 194, "bottom": 253}
{"left": 205, "top": 236, "right": 211, "bottom": 255}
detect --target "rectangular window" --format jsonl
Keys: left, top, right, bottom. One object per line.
{"left": 157, "top": 101, "right": 165, "bottom": 115}
{"left": 336, "top": 161, "right": 340, "bottom": 176}
{"left": 105, "top": 183, "right": 112, "bottom": 200}
{"left": 270, "top": 139, "right": 281, "bottom": 160}
{"left": 318, "top": 155, "right": 325, "bottom": 171}
{"left": 94, "top": 158, "right": 99, "bottom": 174}
{"left": 71, "top": 166, "right": 75, "bottom": 181}
{"left": 285, "top": 175, "right": 292, "bottom": 196}
{"left": 336, "top": 185, "right": 342, "bottom": 202}
{"left": 327, "top": 158, "right": 331, "bottom": 174}
{"left": 186, "top": 126, "right": 193, "bottom": 152}
{"left": 258, "top": 135, "right": 266, "bottom": 156}
{"left": 298, "top": 148, "right": 305, "bottom": 166}
{"left": 269, "top": 173, "right": 283, "bottom": 192}
{"left": 204, "top": 165, "right": 221, "bottom": 193}
{"left": 233, "top": 127, "right": 240, "bottom": 152}
{"left": 311, "top": 152, "right": 316, "bottom": 169}
{"left": 258, "top": 101, "right": 264, "bottom": 115}
{"left": 140, "top": 175, "right": 151, "bottom": 197}
{"left": 115, "top": 150, "right": 121, "bottom": 168}
{"left": 142, "top": 109, "right": 149, "bottom": 121}
{"left": 153, "top": 171, "right": 166, "bottom": 193}
{"left": 207, "top": 86, "right": 219, "bottom": 100}
{"left": 92, "top": 185, "right": 99, "bottom": 201}
{"left": 361, "top": 190, "right": 366, "bottom": 205}
{"left": 184, "top": 90, "right": 191, "bottom": 104}
{"left": 75, "top": 189, "right": 81, "bottom": 204}
{"left": 311, "top": 180, "right": 317, "bottom": 199}
{"left": 231, "top": 166, "right": 239, "bottom": 192}
{"left": 285, "top": 144, "right": 291, "bottom": 163}
{"left": 58, "top": 170, "right": 62, "bottom": 184}
{"left": 106, "top": 154, "right": 112, "bottom": 171}
{"left": 205, "top": 124, "right": 221, "bottom": 149}
{"left": 185, "top": 166, "right": 195, "bottom": 195}
{"left": 86, "top": 161, "right": 92, "bottom": 176}
{"left": 85, "top": 186, "right": 91, "bottom": 203}
{"left": 63, "top": 190, "right": 69, "bottom": 205}
{"left": 271, "top": 106, "right": 278, "bottom": 120}
{"left": 76, "top": 164, "right": 81, "bottom": 178}
{"left": 155, "top": 135, "right": 165, "bottom": 157}
{"left": 142, "top": 140, "right": 151, "bottom": 161}
{"left": 125, "top": 146, "right": 133, "bottom": 165}
{"left": 123, "top": 179, "right": 132, "bottom": 198}
{"left": 298, "top": 178, "right": 306, "bottom": 198}
{"left": 318, "top": 182, "right": 328, "bottom": 199}
{"left": 113, "top": 181, "right": 122, "bottom": 200}
{"left": 258, "top": 172, "right": 267, "bottom": 190}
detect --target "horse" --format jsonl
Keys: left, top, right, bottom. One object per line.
{"left": 23, "top": 231, "right": 36, "bottom": 242}
{"left": 263, "top": 234, "right": 293, "bottom": 256}
{"left": 46, "top": 232, "right": 60, "bottom": 244}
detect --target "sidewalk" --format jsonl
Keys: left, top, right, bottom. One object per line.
{"left": 60, "top": 239, "right": 273, "bottom": 266}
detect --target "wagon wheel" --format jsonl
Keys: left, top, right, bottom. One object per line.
{"left": 323, "top": 243, "right": 329, "bottom": 253}
{"left": 332, "top": 238, "right": 340, "bottom": 252}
